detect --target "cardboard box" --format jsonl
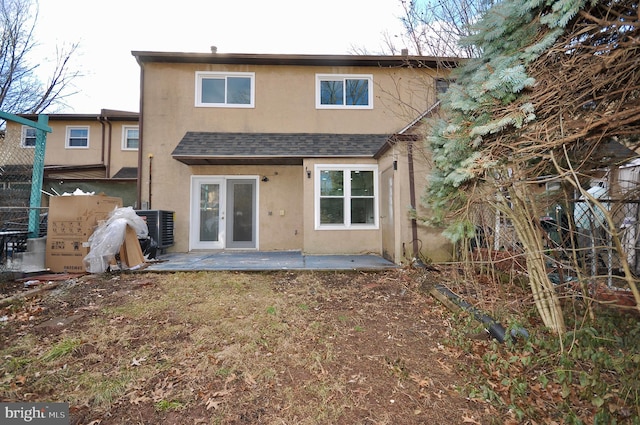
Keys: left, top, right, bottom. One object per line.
{"left": 45, "top": 194, "right": 122, "bottom": 273}
{"left": 119, "top": 224, "right": 145, "bottom": 269}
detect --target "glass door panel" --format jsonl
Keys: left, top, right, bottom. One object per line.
{"left": 199, "top": 183, "right": 220, "bottom": 242}
{"left": 226, "top": 179, "right": 256, "bottom": 248}
{"left": 191, "top": 177, "right": 256, "bottom": 250}
{"left": 191, "top": 177, "right": 224, "bottom": 250}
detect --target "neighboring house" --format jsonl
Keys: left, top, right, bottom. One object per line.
{"left": 3, "top": 109, "right": 139, "bottom": 207}
{"left": 132, "top": 51, "right": 456, "bottom": 264}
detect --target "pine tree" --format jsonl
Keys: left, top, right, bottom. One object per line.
{"left": 424, "top": 0, "right": 602, "bottom": 335}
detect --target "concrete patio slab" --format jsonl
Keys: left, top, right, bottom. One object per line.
{"left": 144, "top": 251, "right": 397, "bottom": 272}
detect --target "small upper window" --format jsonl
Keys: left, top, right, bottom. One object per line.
{"left": 21, "top": 126, "right": 36, "bottom": 148}
{"left": 66, "top": 126, "right": 89, "bottom": 148}
{"left": 122, "top": 126, "right": 139, "bottom": 150}
{"left": 436, "top": 79, "right": 450, "bottom": 96}
{"left": 195, "top": 72, "right": 255, "bottom": 107}
{"left": 316, "top": 74, "right": 373, "bottom": 109}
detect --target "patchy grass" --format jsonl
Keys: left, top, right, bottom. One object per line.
{"left": 5, "top": 267, "right": 637, "bottom": 424}
{"left": 40, "top": 337, "right": 82, "bottom": 362}
{"left": 1, "top": 270, "right": 490, "bottom": 424}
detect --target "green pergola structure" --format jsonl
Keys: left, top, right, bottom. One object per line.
{"left": 0, "top": 111, "right": 52, "bottom": 238}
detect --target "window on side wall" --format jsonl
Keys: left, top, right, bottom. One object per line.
{"left": 316, "top": 74, "right": 373, "bottom": 109}
{"left": 435, "top": 79, "right": 450, "bottom": 97}
{"left": 122, "top": 126, "right": 139, "bottom": 150}
{"left": 315, "top": 165, "right": 378, "bottom": 229}
{"left": 21, "top": 126, "right": 36, "bottom": 148}
{"left": 66, "top": 126, "right": 89, "bottom": 148}
{"left": 195, "top": 71, "right": 255, "bottom": 107}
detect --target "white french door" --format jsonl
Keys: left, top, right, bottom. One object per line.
{"left": 190, "top": 176, "right": 257, "bottom": 250}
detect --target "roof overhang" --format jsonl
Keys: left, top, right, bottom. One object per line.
{"left": 171, "top": 132, "right": 392, "bottom": 166}
{"left": 132, "top": 51, "right": 460, "bottom": 69}
{"left": 374, "top": 133, "right": 423, "bottom": 158}
{"left": 18, "top": 110, "right": 138, "bottom": 121}
{"left": 374, "top": 102, "right": 441, "bottom": 158}
{"left": 43, "top": 164, "right": 106, "bottom": 180}
{"left": 172, "top": 156, "right": 305, "bottom": 166}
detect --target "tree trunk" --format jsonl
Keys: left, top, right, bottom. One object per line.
{"left": 502, "top": 181, "right": 567, "bottom": 335}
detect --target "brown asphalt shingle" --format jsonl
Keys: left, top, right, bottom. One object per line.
{"left": 171, "top": 132, "right": 391, "bottom": 159}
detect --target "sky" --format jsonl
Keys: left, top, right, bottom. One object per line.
{"left": 32, "top": 0, "right": 407, "bottom": 114}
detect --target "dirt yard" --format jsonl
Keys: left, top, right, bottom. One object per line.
{"left": 0, "top": 268, "right": 501, "bottom": 424}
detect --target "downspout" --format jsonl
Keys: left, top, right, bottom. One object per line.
{"left": 395, "top": 102, "right": 440, "bottom": 265}
{"left": 407, "top": 140, "right": 420, "bottom": 259}
{"left": 430, "top": 284, "right": 529, "bottom": 343}
{"left": 136, "top": 61, "right": 145, "bottom": 209}
{"left": 148, "top": 153, "right": 153, "bottom": 209}
{"left": 98, "top": 116, "right": 106, "bottom": 175}
{"left": 105, "top": 117, "right": 112, "bottom": 178}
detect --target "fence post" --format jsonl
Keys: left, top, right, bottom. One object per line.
{"left": 28, "top": 114, "right": 49, "bottom": 238}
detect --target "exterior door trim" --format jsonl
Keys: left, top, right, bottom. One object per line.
{"left": 189, "top": 175, "right": 259, "bottom": 251}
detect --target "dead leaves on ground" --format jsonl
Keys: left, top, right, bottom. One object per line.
{"left": 125, "top": 365, "right": 260, "bottom": 414}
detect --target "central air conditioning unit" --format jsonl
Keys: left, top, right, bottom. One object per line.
{"left": 135, "top": 210, "right": 174, "bottom": 251}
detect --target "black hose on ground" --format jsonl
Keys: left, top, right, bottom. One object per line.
{"left": 430, "top": 284, "right": 529, "bottom": 343}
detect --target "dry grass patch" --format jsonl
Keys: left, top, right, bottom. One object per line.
{"left": 1, "top": 270, "right": 493, "bottom": 424}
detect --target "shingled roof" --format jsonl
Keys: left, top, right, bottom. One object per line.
{"left": 171, "top": 132, "right": 392, "bottom": 165}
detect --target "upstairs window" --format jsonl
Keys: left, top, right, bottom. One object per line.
{"left": 316, "top": 74, "right": 373, "bottom": 109}
{"left": 315, "top": 165, "right": 378, "bottom": 229}
{"left": 66, "top": 126, "right": 89, "bottom": 148}
{"left": 195, "top": 72, "right": 255, "bottom": 107}
{"left": 21, "top": 126, "right": 36, "bottom": 147}
{"left": 122, "top": 126, "right": 139, "bottom": 150}
{"left": 436, "top": 79, "right": 451, "bottom": 97}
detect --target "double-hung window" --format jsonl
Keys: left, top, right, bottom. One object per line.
{"left": 21, "top": 126, "right": 36, "bottom": 148}
{"left": 66, "top": 126, "right": 89, "bottom": 148}
{"left": 316, "top": 74, "right": 373, "bottom": 109}
{"left": 195, "top": 71, "right": 255, "bottom": 107}
{"left": 315, "top": 165, "right": 378, "bottom": 229}
{"left": 122, "top": 126, "right": 139, "bottom": 150}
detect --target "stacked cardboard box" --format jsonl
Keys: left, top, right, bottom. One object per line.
{"left": 45, "top": 195, "right": 122, "bottom": 273}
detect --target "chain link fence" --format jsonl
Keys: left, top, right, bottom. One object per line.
{"left": 468, "top": 191, "right": 640, "bottom": 288}
{"left": 0, "top": 130, "right": 45, "bottom": 272}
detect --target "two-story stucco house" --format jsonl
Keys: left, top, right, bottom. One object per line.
{"left": 3, "top": 109, "right": 139, "bottom": 206}
{"left": 131, "top": 51, "right": 454, "bottom": 264}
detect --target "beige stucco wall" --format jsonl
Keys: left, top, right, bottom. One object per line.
{"left": 140, "top": 63, "right": 438, "bottom": 135}
{"left": 4, "top": 118, "right": 138, "bottom": 179}
{"left": 377, "top": 142, "right": 453, "bottom": 264}
{"left": 301, "top": 158, "right": 381, "bottom": 255}
{"left": 1, "top": 124, "right": 31, "bottom": 167}
{"left": 404, "top": 143, "right": 453, "bottom": 263}
{"left": 178, "top": 165, "right": 304, "bottom": 252}
{"left": 139, "top": 60, "right": 446, "bottom": 255}
{"left": 43, "top": 120, "right": 103, "bottom": 166}
{"left": 101, "top": 120, "right": 139, "bottom": 179}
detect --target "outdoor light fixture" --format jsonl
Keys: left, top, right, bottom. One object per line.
{"left": 261, "top": 176, "right": 269, "bottom": 182}
{"left": 306, "top": 167, "right": 311, "bottom": 179}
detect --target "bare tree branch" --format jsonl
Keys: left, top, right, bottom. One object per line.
{"left": 0, "top": 0, "right": 81, "bottom": 115}
{"left": 394, "top": 0, "right": 492, "bottom": 57}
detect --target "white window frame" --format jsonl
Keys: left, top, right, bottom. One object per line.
{"left": 195, "top": 71, "right": 255, "bottom": 108}
{"left": 315, "top": 74, "right": 374, "bottom": 109}
{"left": 65, "top": 126, "right": 89, "bottom": 149}
{"left": 122, "top": 125, "right": 139, "bottom": 150}
{"left": 314, "top": 164, "right": 379, "bottom": 230}
{"left": 21, "top": 125, "right": 36, "bottom": 148}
